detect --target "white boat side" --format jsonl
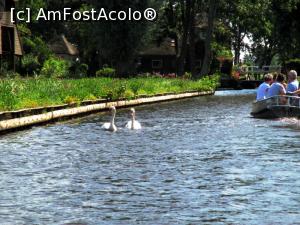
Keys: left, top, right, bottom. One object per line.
{"left": 251, "top": 95, "right": 300, "bottom": 118}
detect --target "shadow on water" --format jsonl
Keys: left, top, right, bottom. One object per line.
{"left": 1, "top": 90, "right": 300, "bottom": 224}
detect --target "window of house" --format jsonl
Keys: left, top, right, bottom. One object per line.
{"left": 152, "top": 60, "right": 163, "bottom": 69}
{"left": 1, "top": 27, "right": 14, "bottom": 53}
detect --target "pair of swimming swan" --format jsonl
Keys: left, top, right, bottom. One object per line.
{"left": 102, "top": 106, "right": 142, "bottom": 132}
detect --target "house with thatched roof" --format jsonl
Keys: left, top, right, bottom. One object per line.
{"left": 137, "top": 38, "right": 177, "bottom": 74}
{"left": 137, "top": 13, "right": 209, "bottom": 75}
{"left": 0, "top": 0, "right": 23, "bottom": 71}
{"left": 48, "top": 34, "right": 79, "bottom": 61}
{"left": 137, "top": 37, "right": 206, "bottom": 75}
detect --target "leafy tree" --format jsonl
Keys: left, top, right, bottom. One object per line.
{"left": 67, "top": 0, "right": 156, "bottom": 75}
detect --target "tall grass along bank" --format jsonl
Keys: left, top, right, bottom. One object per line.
{"left": 0, "top": 75, "right": 219, "bottom": 111}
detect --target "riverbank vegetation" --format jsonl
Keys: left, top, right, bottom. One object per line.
{"left": 0, "top": 75, "right": 219, "bottom": 111}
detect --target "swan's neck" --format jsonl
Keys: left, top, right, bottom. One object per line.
{"left": 110, "top": 112, "right": 116, "bottom": 125}
{"left": 131, "top": 114, "right": 135, "bottom": 129}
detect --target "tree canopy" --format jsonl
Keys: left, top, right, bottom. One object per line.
{"left": 12, "top": 0, "right": 300, "bottom": 77}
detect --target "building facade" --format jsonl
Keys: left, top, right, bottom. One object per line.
{"left": 0, "top": 0, "right": 23, "bottom": 71}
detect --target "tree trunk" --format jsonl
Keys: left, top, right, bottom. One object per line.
{"left": 234, "top": 27, "right": 241, "bottom": 65}
{"left": 189, "top": 0, "right": 196, "bottom": 77}
{"left": 177, "top": 0, "right": 192, "bottom": 76}
{"left": 199, "top": 0, "right": 217, "bottom": 77}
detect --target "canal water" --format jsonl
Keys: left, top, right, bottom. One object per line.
{"left": 1, "top": 90, "right": 300, "bottom": 225}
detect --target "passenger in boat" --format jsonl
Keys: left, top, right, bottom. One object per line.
{"left": 267, "top": 73, "right": 286, "bottom": 98}
{"left": 287, "top": 70, "right": 299, "bottom": 93}
{"left": 256, "top": 73, "right": 273, "bottom": 101}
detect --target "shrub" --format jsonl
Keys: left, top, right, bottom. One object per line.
{"left": 84, "top": 94, "right": 97, "bottom": 101}
{"left": 41, "top": 57, "right": 70, "bottom": 78}
{"left": 70, "top": 62, "right": 89, "bottom": 78}
{"left": 129, "top": 81, "right": 142, "bottom": 96}
{"left": 22, "top": 36, "right": 52, "bottom": 63}
{"left": 78, "top": 64, "right": 89, "bottom": 77}
{"left": 64, "top": 96, "right": 80, "bottom": 105}
{"left": 96, "top": 67, "right": 116, "bottom": 77}
{"left": 183, "top": 72, "right": 192, "bottom": 79}
{"left": 21, "top": 54, "right": 41, "bottom": 75}
{"left": 124, "top": 90, "right": 135, "bottom": 100}
{"left": 116, "top": 83, "right": 127, "bottom": 99}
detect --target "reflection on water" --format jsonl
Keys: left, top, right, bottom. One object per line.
{"left": 1, "top": 90, "right": 300, "bottom": 224}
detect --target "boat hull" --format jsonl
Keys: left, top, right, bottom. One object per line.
{"left": 251, "top": 96, "right": 300, "bottom": 119}
{"left": 251, "top": 105, "right": 300, "bottom": 119}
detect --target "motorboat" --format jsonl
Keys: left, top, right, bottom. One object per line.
{"left": 251, "top": 95, "right": 300, "bottom": 118}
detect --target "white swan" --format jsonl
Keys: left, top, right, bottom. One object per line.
{"left": 102, "top": 106, "right": 118, "bottom": 132}
{"left": 126, "top": 108, "right": 142, "bottom": 130}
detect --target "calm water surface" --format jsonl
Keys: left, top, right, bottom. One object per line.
{"left": 1, "top": 90, "right": 300, "bottom": 225}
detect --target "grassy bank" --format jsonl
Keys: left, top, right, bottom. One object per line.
{"left": 0, "top": 76, "right": 219, "bottom": 111}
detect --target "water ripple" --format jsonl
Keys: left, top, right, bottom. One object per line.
{"left": 1, "top": 90, "right": 300, "bottom": 224}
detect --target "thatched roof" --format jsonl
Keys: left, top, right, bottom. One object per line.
{"left": 49, "top": 35, "right": 79, "bottom": 56}
{"left": 140, "top": 38, "right": 176, "bottom": 56}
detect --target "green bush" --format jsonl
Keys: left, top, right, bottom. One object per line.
{"left": 70, "top": 62, "right": 89, "bottom": 78}
{"left": 23, "top": 36, "right": 52, "bottom": 62}
{"left": 21, "top": 54, "right": 41, "bottom": 75}
{"left": 41, "top": 57, "right": 70, "bottom": 78}
{"left": 116, "top": 83, "right": 127, "bottom": 99}
{"left": 78, "top": 64, "right": 89, "bottom": 77}
{"left": 183, "top": 72, "right": 192, "bottom": 79}
{"left": 286, "top": 58, "right": 300, "bottom": 73}
{"left": 96, "top": 67, "right": 116, "bottom": 77}
{"left": 129, "top": 80, "right": 142, "bottom": 96}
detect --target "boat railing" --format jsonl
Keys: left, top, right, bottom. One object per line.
{"left": 263, "top": 95, "right": 300, "bottom": 108}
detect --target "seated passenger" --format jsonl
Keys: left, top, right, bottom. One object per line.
{"left": 287, "top": 70, "right": 299, "bottom": 93}
{"left": 256, "top": 74, "right": 273, "bottom": 101}
{"left": 267, "top": 73, "right": 286, "bottom": 98}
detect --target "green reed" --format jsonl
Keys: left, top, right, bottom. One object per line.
{"left": 0, "top": 75, "right": 219, "bottom": 111}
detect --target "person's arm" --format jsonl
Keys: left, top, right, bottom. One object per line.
{"left": 292, "top": 89, "right": 300, "bottom": 95}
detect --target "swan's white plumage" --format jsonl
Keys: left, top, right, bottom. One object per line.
{"left": 126, "top": 108, "right": 142, "bottom": 130}
{"left": 102, "top": 123, "right": 110, "bottom": 129}
{"left": 126, "top": 120, "right": 142, "bottom": 130}
{"left": 102, "top": 106, "right": 117, "bottom": 132}
{"left": 102, "top": 122, "right": 117, "bottom": 131}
